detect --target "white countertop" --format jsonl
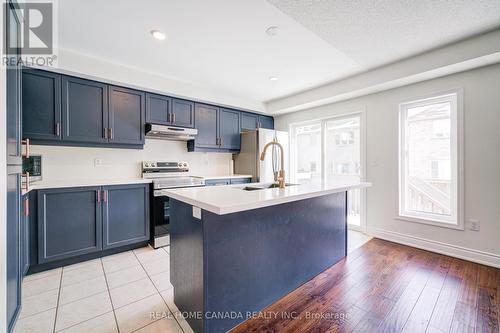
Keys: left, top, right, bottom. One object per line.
{"left": 22, "top": 178, "right": 152, "bottom": 195}
{"left": 20, "top": 175, "right": 252, "bottom": 195}
{"left": 164, "top": 181, "right": 371, "bottom": 215}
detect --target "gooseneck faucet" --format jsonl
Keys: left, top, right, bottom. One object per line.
{"left": 260, "top": 138, "right": 286, "bottom": 189}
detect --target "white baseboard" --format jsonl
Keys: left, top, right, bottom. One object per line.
{"left": 366, "top": 227, "right": 500, "bottom": 268}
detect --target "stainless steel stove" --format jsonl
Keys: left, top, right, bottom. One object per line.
{"left": 142, "top": 161, "right": 205, "bottom": 248}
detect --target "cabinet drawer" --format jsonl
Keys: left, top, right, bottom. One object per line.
{"left": 230, "top": 178, "right": 252, "bottom": 184}
{"left": 205, "top": 179, "right": 231, "bottom": 186}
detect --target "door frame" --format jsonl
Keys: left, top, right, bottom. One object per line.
{"left": 289, "top": 109, "right": 367, "bottom": 233}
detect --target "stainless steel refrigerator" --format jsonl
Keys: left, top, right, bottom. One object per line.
{"left": 233, "top": 128, "right": 290, "bottom": 183}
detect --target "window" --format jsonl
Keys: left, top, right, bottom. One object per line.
{"left": 399, "top": 92, "right": 462, "bottom": 227}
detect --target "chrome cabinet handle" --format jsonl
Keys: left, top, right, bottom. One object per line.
{"left": 55, "top": 122, "right": 61, "bottom": 136}
{"left": 103, "top": 128, "right": 108, "bottom": 139}
{"left": 97, "top": 189, "right": 101, "bottom": 202}
{"left": 103, "top": 190, "right": 108, "bottom": 202}
{"left": 172, "top": 113, "right": 176, "bottom": 123}
{"left": 108, "top": 128, "right": 113, "bottom": 140}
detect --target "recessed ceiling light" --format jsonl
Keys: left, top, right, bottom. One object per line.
{"left": 150, "top": 30, "right": 166, "bottom": 41}
{"left": 265, "top": 26, "right": 279, "bottom": 36}
{"left": 269, "top": 76, "right": 279, "bottom": 81}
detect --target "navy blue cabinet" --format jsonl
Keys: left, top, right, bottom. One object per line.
{"left": 171, "top": 98, "right": 195, "bottom": 128}
{"left": 21, "top": 194, "right": 30, "bottom": 276}
{"left": 219, "top": 108, "right": 240, "bottom": 150}
{"left": 241, "top": 112, "right": 258, "bottom": 130}
{"left": 37, "top": 187, "right": 103, "bottom": 264}
{"left": 22, "top": 69, "right": 62, "bottom": 141}
{"left": 6, "top": 2, "right": 23, "bottom": 331}
{"left": 36, "top": 184, "right": 149, "bottom": 264}
{"left": 259, "top": 115, "right": 274, "bottom": 129}
{"left": 6, "top": 171, "right": 21, "bottom": 333}
{"left": 205, "top": 177, "right": 251, "bottom": 186}
{"left": 62, "top": 76, "right": 108, "bottom": 144}
{"left": 146, "top": 94, "right": 194, "bottom": 129}
{"left": 193, "top": 103, "right": 219, "bottom": 148}
{"left": 190, "top": 104, "right": 243, "bottom": 152}
{"left": 109, "top": 86, "right": 145, "bottom": 145}
{"left": 205, "top": 179, "right": 231, "bottom": 186}
{"left": 102, "top": 184, "right": 149, "bottom": 249}
{"left": 146, "top": 93, "right": 171, "bottom": 125}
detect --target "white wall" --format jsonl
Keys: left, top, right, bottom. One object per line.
{"left": 30, "top": 140, "right": 233, "bottom": 182}
{"left": 275, "top": 63, "right": 500, "bottom": 267}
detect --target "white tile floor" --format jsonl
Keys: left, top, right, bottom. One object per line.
{"left": 16, "top": 231, "right": 372, "bottom": 333}
{"left": 15, "top": 245, "right": 192, "bottom": 333}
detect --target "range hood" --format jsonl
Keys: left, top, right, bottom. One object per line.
{"left": 145, "top": 124, "right": 198, "bottom": 141}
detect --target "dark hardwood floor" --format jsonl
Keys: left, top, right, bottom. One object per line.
{"left": 231, "top": 238, "right": 500, "bottom": 333}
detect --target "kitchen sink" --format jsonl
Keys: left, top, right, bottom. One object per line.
{"left": 241, "top": 183, "right": 299, "bottom": 191}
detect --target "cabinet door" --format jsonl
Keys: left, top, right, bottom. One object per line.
{"left": 22, "top": 69, "right": 62, "bottom": 141}
{"left": 6, "top": 169, "right": 21, "bottom": 332}
{"left": 219, "top": 108, "right": 240, "bottom": 150}
{"left": 145, "top": 93, "right": 171, "bottom": 125}
{"left": 241, "top": 112, "right": 258, "bottom": 131}
{"left": 194, "top": 103, "right": 219, "bottom": 148}
{"left": 62, "top": 76, "right": 108, "bottom": 143}
{"left": 258, "top": 115, "right": 274, "bottom": 129}
{"left": 171, "top": 98, "right": 194, "bottom": 128}
{"left": 21, "top": 194, "right": 30, "bottom": 276}
{"left": 109, "top": 86, "right": 145, "bottom": 145}
{"left": 102, "top": 184, "right": 149, "bottom": 250}
{"left": 37, "top": 187, "right": 102, "bottom": 264}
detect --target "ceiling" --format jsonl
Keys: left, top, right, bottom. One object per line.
{"left": 58, "top": 0, "right": 500, "bottom": 110}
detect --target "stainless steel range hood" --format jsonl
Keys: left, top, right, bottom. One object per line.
{"left": 145, "top": 124, "right": 198, "bottom": 141}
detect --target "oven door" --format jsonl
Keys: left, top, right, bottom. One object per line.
{"left": 151, "top": 194, "right": 171, "bottom": 248}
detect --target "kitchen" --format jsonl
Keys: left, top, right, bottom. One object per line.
{"left": 2, "top": 1, "right": 500, "bottom": 333}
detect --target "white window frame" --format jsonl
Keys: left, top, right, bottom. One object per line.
{"left": 289, "top": 110, "right": 367, "bottom": 232}
{"left": 397, "top": 89, "right": 464, "bottom": 230}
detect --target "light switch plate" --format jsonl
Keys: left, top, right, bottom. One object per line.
{"left": 192, "top": 206, "right": 201, "bottom": 219}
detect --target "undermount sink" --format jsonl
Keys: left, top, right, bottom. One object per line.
{"left": 241, "top": 183, "right": 299, "bottom": 191}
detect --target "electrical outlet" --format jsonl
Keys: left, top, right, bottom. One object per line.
{"left": 94, "top": 158, "right": 103, "bottom": 167}
{"left": 469, "top": 219, "right": 480, "bottom": 231}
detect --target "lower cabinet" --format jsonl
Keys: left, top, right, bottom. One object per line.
{"left": 37, "top": 184, "right": 149, "bottom": 264}
{"left": 37, "top": 187, "right": 102, "bottom": 264}
{"left": 205, "top": 177, "right": 251, "bottom": 186}
{"left": 102, "top": 184, "right": 149, "bottom": 250}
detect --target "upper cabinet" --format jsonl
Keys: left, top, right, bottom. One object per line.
{"left": 22, "top": 68, "right": 273, "bottom": 152}
{"left": 145, "top": 93, "right": 170, "bottom": 125}
{"left": 189, "top": 104, "right": 241, "bottom": 152}
{"left": 219, "top": 108, "right": 240, "bottom": 150}
{"left": 192, "top": 103, "right": 219, "bottom": 149}
{"left": 62, "top": 76, "right": 109, "bottom": 144}
{"left": 240, "top": 112, "right": 274, "bottom": 130}
{"left": 108, "top": 86, "right": 145, "bottom": 145}
{"left": 22, "top": 69, "right": 62, "bottom": 141}
{"left": 146, "top": 93, "right": 194, "bottom": 128}
{"left": 241, "top": 112, "right": 258, "bottom": 130}
{"left": 170, "top": 98, "right": 194, "bottom": 128}
{"left": 259, "top": 115, "right": 274, "bottom": 129}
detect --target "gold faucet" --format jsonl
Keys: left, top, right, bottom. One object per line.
{"left": 260, "top": 138, "right": 286, "bottom": 189}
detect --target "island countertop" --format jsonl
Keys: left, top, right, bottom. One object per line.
{"left": 164, "top": 181, "right": 371, "bottom": 215}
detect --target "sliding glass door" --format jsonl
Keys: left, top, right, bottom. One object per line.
{"left": 291, "top": 113, "right": 365, "bottom": 231}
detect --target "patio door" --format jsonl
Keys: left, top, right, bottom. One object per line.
{"left": 291, "top": 112, "right": 365, "bottom": 231}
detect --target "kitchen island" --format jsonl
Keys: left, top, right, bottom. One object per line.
{"left": 165, "top": 181, "right": 370, "bottom": 333}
